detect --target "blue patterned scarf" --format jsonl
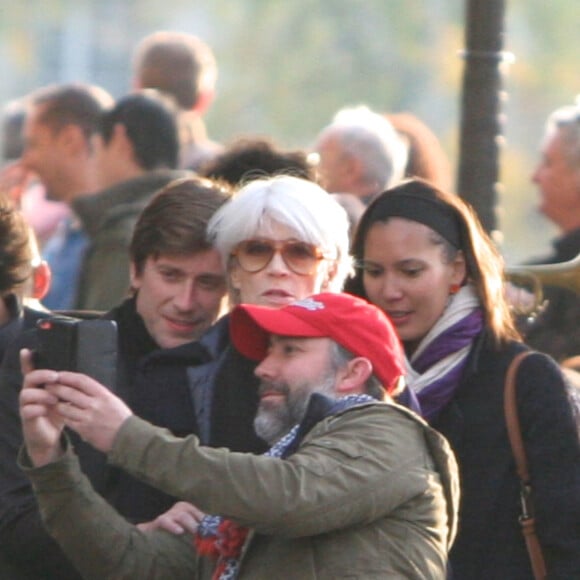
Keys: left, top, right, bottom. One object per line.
{"left": 195, "top": 393, "right": 376, "bottom": 579}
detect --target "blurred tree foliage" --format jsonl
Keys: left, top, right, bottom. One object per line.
{"left": 0, "top": 0, "right": 577, "bottom": 261}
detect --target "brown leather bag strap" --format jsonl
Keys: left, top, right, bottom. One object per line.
{"left": 504, "top": 352, "right": 532, "bottom": 481}
{"left": 504, "top": 351, "right": 547, "bottom": 580}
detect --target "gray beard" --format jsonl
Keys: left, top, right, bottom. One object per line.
{"left": 253, "top": 374, "right": 337, "bottom": 446}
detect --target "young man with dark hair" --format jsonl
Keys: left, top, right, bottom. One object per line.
{"left": 0, "top": 177, "right": 230, "bottom": 579}
{"left": 19, "top": 293, "right": 459, "bottom": 579}
{"left": 0, "top": 196, "right": 54, "bottom": 578}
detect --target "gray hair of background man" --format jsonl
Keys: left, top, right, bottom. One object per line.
{"left": 29, "top": 83, "right": 113, "bottom": 142}
{"left": 206, "top": 175, "right": 353, "bottom": 292}
{"left": 321, "top": 105, "right": 408, "bottom": 190}
{"left": 545, "top": 100, "right": 580, "bottom": 168}
{"left": 132, "top": 31, "right": 217, "bottom": 111}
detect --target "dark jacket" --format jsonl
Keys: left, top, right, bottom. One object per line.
{"left": 522, "top": 228, "right": 580, "bottom": 361}
{"left": 0, "top": 298, "right": 51, "bottom": 578}
{"left": 434, "top": 334, "right": 580, "bottom": 579}
{"left": 0, "top": 297, "right": 211, "bottom": 578}
{"left": 0, "top": 295, "right": 50, "bottom": 363}
{"left": 188, "top": 314, "right": 268, "bottom": 454}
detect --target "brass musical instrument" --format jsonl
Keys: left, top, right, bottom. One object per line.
{"left": 506, "top": 253, "right": 580, "bottom": 315}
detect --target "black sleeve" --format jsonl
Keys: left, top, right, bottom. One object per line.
{"left": 517, "top": 352, "right": 580, "bottom": 579}
{"left": 523, "top": 286, "right": 580, "bottom": 362}
{"left": 0, "top": 332, "right": 82, "bottom": 579}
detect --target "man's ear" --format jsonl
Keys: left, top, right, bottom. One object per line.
{"left": 335, "top": 357, "right": 373, "bottom": 396}
{"left": 57, "top": 124, "right": 89, "bottom": 156}
{"left": 111, "top": 124, "right": 135, "bottom": 159}
{"left": 31, "top": 261, "right": 51, "bottom": 300}
{"left": 129, "top": 261, "right": 142, "bottom": 293}
{"left": 193, "top": 88, "right": 215, "bottom": 116}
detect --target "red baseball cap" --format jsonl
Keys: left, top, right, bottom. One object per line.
{"left": 230, "top": 292, "right": 404, "bottom": 392}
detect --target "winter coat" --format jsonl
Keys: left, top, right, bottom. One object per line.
{"left": 522, "top": 227, "right": 580, "bottom": 362}
{"left": 0, "top": 298, "right": 210, "bottom": 578}
{"left": 434, "top": 334, "right": 580, "bottom": 579}
{"left": 73, "top": 170, "right": 188, "bottom": 311}
{"left": 23, "top": 399, "right": 460, "bottom": 580}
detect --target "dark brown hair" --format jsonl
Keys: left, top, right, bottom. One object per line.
{"left": 387, "top": 112, "right": 452, "bottom": 190}
{"left": 0, "top": 194, "right": 33, "bottom": 295}
{"left": 130, "top": 176, "right": 231, "bottom": 275}
{"left": 346, "top": 179, "right": 520, "bottom": 345}
{"left": 200, "top": 136, "right": 315, "bottom": 186}
{"left": 31, "top": 84, "right": 113, "bottom": 141}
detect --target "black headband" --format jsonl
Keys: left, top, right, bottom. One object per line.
{"left": 368, "top": 191, "right": 462, "bottom": 248}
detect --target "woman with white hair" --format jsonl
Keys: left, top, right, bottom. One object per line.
{"left": 208, "top": 174, "right": 352, "bottom": 305}
{"left": 188, "top": 174, "right": 352, "bottom": 453}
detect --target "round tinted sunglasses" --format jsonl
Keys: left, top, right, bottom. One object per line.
{"left": 231, "top": 239, "right": 329, "bottom": 275}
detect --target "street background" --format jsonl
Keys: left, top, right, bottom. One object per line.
{"left": 0, "top": 0, "right": 577, "bottom": 263}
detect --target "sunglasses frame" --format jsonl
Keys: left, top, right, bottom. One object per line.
{"left": 231, "top": 238, "right": 328, "bottom": 275}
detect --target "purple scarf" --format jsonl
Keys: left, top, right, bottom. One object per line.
{"left": 411, "top": 309, "right": 484, "bottom": 421}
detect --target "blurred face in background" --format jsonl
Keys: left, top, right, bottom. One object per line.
{"left": 314, "top": 131, "right": 352, "bottom": 194}
{"left": 360, "top": 218, "right": 465, "bottom": 355}
{"left": 22, "top": 103, "right": 97, "bottom": 203}
{"left": 22, "top": 105, "right": 68, "bottom": 201}
{"left": 532, "top": 129, "right": 580, "bottom": 232}
{"left": 92, "top": 132, "right": 120, "bottom": 191}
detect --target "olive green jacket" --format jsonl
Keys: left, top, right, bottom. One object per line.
{"left": 72, "top": 170, "right": 188, "bottom": 311}
{"left": 23, "top": 402, "right": 459, "bottom": 579}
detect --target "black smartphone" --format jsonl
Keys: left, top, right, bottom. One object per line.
{"left": 35, "top": 316, "right": 118, "bottom": 390}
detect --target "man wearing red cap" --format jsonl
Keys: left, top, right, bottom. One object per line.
{"left": 19, "top": 293, "right": 459, "bottom": 579}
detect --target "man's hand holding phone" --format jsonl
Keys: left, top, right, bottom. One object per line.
{"left": 19, "top": 349, "right": 67, "bottom": 467}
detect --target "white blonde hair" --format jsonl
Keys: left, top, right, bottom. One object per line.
{"left": 207, "top": 175, "right": 353, "bottom": 291}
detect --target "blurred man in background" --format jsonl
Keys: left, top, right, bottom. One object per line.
{"left": 132, "top": 30, "right": 223, "bottom": 170}
{"left": 199, "top": 135, "right": 315, "bottom": 185}
{"left": 523, "top": 100, "right": 580, "bottom": 362}
{"left": 0, "top": 98, "right": 70, "bottom": 247}
{"left": 312, "top": 105, "right": 407, "bottom": 204}
{"left": 21, "top": 84, "right": 114, "bottom": 310}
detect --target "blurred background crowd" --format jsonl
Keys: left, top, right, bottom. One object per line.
{"left": 0, "top": 0, "right": 578, "bottom": 263}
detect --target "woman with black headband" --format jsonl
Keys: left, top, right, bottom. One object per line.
{"left": 346, "top": 178, "right": 580, "bottom": 579}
